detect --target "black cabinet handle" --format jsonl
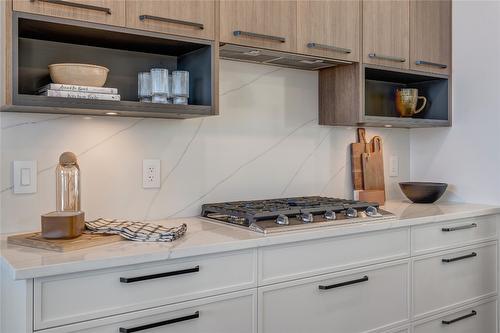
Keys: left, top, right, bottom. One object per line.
{"left": 139, "top": 15, "right": 204, "bottom": 30}
{"left": 119, "top": 311, "right": 199, "bottom": 333}
{"left": 442, "top": 310, "right": 477, "bottom": 325}
{"left": 233, "top": 30, "right": 286, "bottom": 43}
{"left": 416, "top": 60, "right": 448, "bottom": 69}
{"left": 120, "top": 266, "right": 199, "bottom": 283}
{"left": 442, "top": 252, "right": 477, "bottom": 263}
{"left": 318, "top": 275, "right": 368, "bottom": 290}
{"left": 442, "top": 223, "right": 477, "bottom": 232}
{"left": 30, "top": 0, "right": 111, "bottom": 14}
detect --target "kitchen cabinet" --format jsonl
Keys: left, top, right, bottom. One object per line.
{"left": 362, "top": 0, "right": 409, "bottom": 70}
{"left": 412, "top": 242, "right": 497, "bottom": 319}
{"left": 219, "top": 0, "right": 297, "bottom": 53}
{"left": 259, "top": 261, "right": 410, "bottom": 333}
{"left": 297, "top": 0, "right": 360, "bottom": 62}
{"left": 13, "top": 0, "right": 126, "bottom": 27}
{"left": 126, "top": 0, "right": 215, "bottom": 41}
{"left": 410, "top": 0, "right": 451, "bottom": 75}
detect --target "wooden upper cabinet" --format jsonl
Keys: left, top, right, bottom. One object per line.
{"left": 297, "top": 0, "right": 360, "bottom": 62}
{"left": 410, "top": 0, "right": 451, "bottom": 75}
{"left": 219, "top": 0, "right": 297, "bottom": 53}
{"left": 126, "top": 1, "right": 215, "bottom": 40}
{"left": 13, "top": 0, "right": 126, "bottom": 26}
{"left": 362, "top": 0, "right": 409, "bottom": 69}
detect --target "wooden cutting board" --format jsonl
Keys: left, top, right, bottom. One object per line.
{"left": 7, "top": 231, "right": 122, "bottom": 252}
{"left": 351, "top": 128, "right": 370, "bottom": 190}
{"left": 362, "top": 136, "right": 386, "bottom": 193}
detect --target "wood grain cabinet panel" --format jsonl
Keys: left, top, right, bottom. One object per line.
{"left": 297, "top": 0, "right": 360, "bottom": 62}
{"left": 13, "top": 0, "right": 126, "bottom": 27}
{"left": 125, "top": 0, "right": 215, "bottom": 40}
{"left": 219, "top": 0, "right": 297, "bottom": 53}
{"left": 362, "top": 0, "right": 409, "bottom": 69}
{"left": 410, "top": 0, "right": 451, "bottom": 75}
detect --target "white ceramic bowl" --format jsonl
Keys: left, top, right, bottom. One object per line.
{"left": 48, "top": 63, "right": 109, "bottom": 87}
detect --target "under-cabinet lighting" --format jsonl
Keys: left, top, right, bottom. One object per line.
{"left": 384, "top": 124, "right": 393, "bottom": 128}
{"left": 105, "top": 112, "right": 119, "bottom": 116}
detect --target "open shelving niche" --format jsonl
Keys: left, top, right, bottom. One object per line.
{"left": 319, "top": 63, "right": 451, "bottom": 128}
{"left": 3, "top": 13, "right": 217, "bottom": 119}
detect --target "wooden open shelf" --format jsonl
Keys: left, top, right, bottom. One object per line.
{"left": 3, "top": 13, "right": 218, "bottom": 119}
{"left": 319, "top": 64, "right": 451, "bottom": 128}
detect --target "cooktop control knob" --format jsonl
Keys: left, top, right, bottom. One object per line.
{"left": 298, "top": 213, "right": 314, "bottom": 223}
{"left": 276, "top": 214, "right": 289, "bottom": 225}
{"left": 345, "top": 207, "right": 358, "bottom": 218}
{"left": 324, "top": 210, "right": 336, "bottom": 220}
{"left": 365, "top": 206, "right": 379, "bottom": 217}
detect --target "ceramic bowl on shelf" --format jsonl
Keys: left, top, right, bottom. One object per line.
{"left": 48, "top": 63, "right": 109, "bottom": 87}
{"left": 399, "top": 182, "right": 448, "bottom": 203}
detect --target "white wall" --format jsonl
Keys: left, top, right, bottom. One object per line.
{"left": 410, "top": 1, "right": 500, "bottom": 204}
{"left": 0, "top": 60, "right": 410, "bottom": 233}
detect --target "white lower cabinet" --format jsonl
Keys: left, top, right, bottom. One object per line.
{"left": 41, "top": 290, "right": 257, "bottom": 333}
{"left": 258, "top": 260, "right": 410, "bottom": 333}
{"left": 412, "top": 241, "right": 497, "bottom": 319}
{"left": 413, "top": 298, "right": 497, "bottom": 333}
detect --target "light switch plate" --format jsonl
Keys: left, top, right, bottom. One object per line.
{"left": 13, "top": 161, "right": 37, "bottom": 194}
{"left": 143, "top": 159, "right": 161, "bottom": 189}
{"left": 389, "top": 155, "right": 399, "bottom": 177}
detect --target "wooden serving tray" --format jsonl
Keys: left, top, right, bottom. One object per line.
{"left": 7, "top": 232, "right": 122, "bottom": 252}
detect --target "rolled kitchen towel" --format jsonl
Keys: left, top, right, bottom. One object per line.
{"left": 85, "top": 218, "right": 187, "bottom": 242}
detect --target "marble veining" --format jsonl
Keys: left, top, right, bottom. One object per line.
{"left": 1, "top": 60, "right": 411, "bottom": 234}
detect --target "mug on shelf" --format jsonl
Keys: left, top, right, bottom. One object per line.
{"left": 395, "top": 88, "right": 427, "bottom": 117}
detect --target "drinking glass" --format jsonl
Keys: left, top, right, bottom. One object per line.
{"left": 137, "top": 72, "right": 152, "bottom": 103}
{"left": 172, "top": 71, "right": 189, "bottom": 103}
{"left": 150, "top": 68, "right": 169, "bottom": 104}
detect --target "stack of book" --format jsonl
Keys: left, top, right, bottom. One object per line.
{"left": 38, "top": 84, "right": 121, "bottom": 101}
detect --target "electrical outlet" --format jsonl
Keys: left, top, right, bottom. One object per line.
{"left": 389, "top": 155, "right": 399, "bottom": 177}
{"left": 143, "top": 159, "right": 161, "bottom": 188}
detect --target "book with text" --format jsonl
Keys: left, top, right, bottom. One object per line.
{"left": 43, "top": 90, "right": 121, "bottom": 101}
{"left": 38, "top": 84, "right": 118, "bottom": 95}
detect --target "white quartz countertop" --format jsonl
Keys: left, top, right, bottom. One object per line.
{"left": 1, "top": 200, "right": 499, "bottom": 280}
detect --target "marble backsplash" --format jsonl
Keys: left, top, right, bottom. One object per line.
{"left": 0, "top": 60, "right": 410, "bottom": 233}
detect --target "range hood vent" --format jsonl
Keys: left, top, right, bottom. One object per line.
{"left": 219, "top": 44, "right": 351, "bottom": 71}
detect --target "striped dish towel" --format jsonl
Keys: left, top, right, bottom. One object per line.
{"left": 85, "top": 218, "right": 187, "bottom": 242}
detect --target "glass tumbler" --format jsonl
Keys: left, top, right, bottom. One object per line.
{"left": 137, "top": 72, "right": 152, "bottom": 103}
{"left": 150, "top": 68, "right": 170, "bottom": 104}
{"left": 172, "top": 71, "right": 189, "bottom": 104}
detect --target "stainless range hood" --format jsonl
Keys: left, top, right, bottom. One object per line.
{"left": 219, "top": 44, "right": 351, "bottom": 71}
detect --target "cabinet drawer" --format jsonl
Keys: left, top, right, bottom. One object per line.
{"left": 259, "top": 260, "right": 410, "bottom": 333}
{"left": 34, "top": 249, "right": 257, "bottom": 329}
{"left": 42, "top": 289, "right": 257, "bottom": 333}
{"left": 259, "top": 227, "right": 409, "bottom": 285}
{"left": 412, "top": 215, "right": 498, "bottom": 255}
{"left": 413, "top": 298, "right": 497, "bottom": 333}
{"left": 13, "top": 0, "right": 126, "bottom": 27}
{"left": 126, "top": 1, "right": 215, "bottom": 40}
{"left": 413, "top": 242, "right": 497, "bottom": 319}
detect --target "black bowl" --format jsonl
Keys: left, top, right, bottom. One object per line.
{"left": 399, "top": 182, "right": 448, "bottom": 203}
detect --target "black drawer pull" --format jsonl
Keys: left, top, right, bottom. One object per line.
{"left": 139, "top": 15, "right": 204, "bottom": 30}
{"left": 318, "top": 275, "right": 368, "bottom": 290}
{"left": 442, "top": 223, "right": 477, "bottom": 232}
{"left": 31, "top": 0, "right": 111, "bottom": 14}
{"left": 120, "top": 266, "right": 199, "bottom": 283}
{"left": 442, "top": 310, "right": 477, "bottom": 325}
{"left": 119, "top": 311, "right": 199, "bottom": 333}
{"left": 233, "top": 30, "right": 286, "bottom": 43}
{"left": 442, "top": 252, "right": 477, "bottom": 263}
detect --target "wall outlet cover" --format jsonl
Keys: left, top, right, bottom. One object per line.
{"left": 143, "top": 159, "right": 161, "bottom": 189}
{"left": 13, "top": 160, "right": 37, "bottom": 194}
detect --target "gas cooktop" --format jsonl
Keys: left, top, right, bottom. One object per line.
{"left": 201, "top": 196, "right": 395, "bottom": 234}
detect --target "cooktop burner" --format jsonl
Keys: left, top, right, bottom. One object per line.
{"left": 201, "top": 196, "right": 395, "bottom": 234}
